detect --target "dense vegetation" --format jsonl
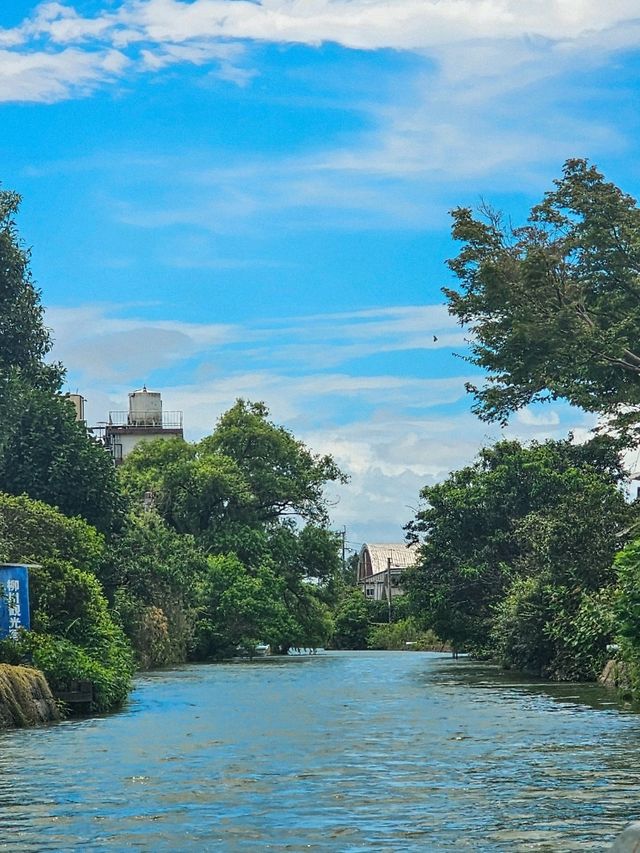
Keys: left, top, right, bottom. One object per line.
{"left": 406, "top": 160, "right": 640, "bottom": 692}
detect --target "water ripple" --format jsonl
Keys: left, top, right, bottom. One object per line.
{"left": 0, "top": 651, "right": 639, "bottom": 851}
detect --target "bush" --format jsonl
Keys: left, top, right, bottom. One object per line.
{"left": 0, "top": 631, "right": 133, "bottom": 713}
{"left": 0, "top": 492, "right": 104, "bottom": 571}
{"left": 492, "top": 576, "right": 555, "bottom": 675}
{"left": 0, "top": 556, "right": 135, "bottom": 712}
{"left": 493, "top": 575, "right": 616, "bottom": 680}
{"left": 193, "top": 554, "right": 299, "bottom": 659}
{"left": 367, "top": 618, "right": 442, "bottom": 650}
{"left": 103, "top": 512, "right": 208, "bottom": 667}
{"left": 614, "top": 539, "right": 640, "bottom": 696}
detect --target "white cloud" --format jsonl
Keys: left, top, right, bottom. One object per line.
{"left": 18, "top": 1, "right": 640, "bottom": 53}
{"left": 46, "top": 302, "right": 467, "bottom": 383}
{"left": 48, "top": 300, "right": 597, "bottom": 542}
{"left": 0, "top": 46, "right": 129, "bottom": 102}
{"left": 2, "top": 0, "right": 634, "bottom": 237}
{"left": 313, "top": 404, "right": 598, "bottom": 544}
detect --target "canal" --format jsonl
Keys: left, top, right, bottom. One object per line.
{"left": 1, "top": 651, "right": 639, "bottom": 851}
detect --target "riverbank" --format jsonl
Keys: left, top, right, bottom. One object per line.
{"left": 0, "top": 664, "right": 60, "bottom": 728}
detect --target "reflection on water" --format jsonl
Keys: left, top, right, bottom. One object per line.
{"left": 1, "top": 651, "right": 639, "bottom": 851}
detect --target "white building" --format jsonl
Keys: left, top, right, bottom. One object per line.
{"left": 357, "top": 542, "right": 419, "bottom": 601}
{"left": 104, "top": 387, "right": 183, "bottom": 464}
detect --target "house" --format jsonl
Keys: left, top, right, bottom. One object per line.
{"left": 357, "top": 542, "right": 419, "bottom": 601}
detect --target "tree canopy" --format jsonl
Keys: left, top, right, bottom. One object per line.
{"left": 0, "top": 188, "right": 121, "bottom": 532}
{"left": 404, "top": 437, "right": 633, "bottom": 661}
{"left": 446, "top": 159, "right": 640, "bottom": 429}
{"left": 117, "top": 400, "right": 345, "bottom": 656}
{"left": 0, "top": 189, "right": 61, "bottom": 405}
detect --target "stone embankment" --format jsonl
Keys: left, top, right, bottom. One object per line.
{"left": 0, "top": 664, "right": 60, "bottom": 728}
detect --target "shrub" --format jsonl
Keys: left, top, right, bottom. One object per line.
{"left": 493, "top": 575, "right": 616, "bottom": 680}
{"left": 614, "top": 539, "right": 640, "bottom": 696}
{"left": 367, "top": 618, "right": 442, "bottom": 650}
{"left": 0, "top": 631, "right": 133, "bottom": 713}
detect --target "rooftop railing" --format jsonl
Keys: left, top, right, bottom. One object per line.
{"left": 107, "top": 411, "right": 183, "bottom": 429}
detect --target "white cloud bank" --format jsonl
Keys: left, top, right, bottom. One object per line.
{"left": 47, "top": 301, "right": 595, "bottom": 543}
{"left": 2, "top": 1, "right": 640, "bottom": 105}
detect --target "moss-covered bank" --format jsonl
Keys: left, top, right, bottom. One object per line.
{"left": 0, "top": 664, "right": 60, "bottom": 728}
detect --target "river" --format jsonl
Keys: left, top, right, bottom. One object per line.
{"left": 1, "top": 651, "right": 639, "bottom": 851}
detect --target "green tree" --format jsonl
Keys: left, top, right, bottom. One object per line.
{"left": 445, "top": 159, "right": 640, "bottom": 429}
{"left": 0, "top": 189, "right": 62, "bottom": 435}
{"left": 0, "top": 492, "right": 104, "bottom": 571}
{"left": 0, "top": 187, "right": 121, "bottom": 532}
{"left": 204, "top": 399, "right": 347, "bottom": 525}
{"left": 193, "top": 554, "right": 299, "bottom": 658}
{"left": 120, "top": 401, "right": 346, "bottom": 536}
{"left": 101, "top": 511, "right": 210, "bottom": 668}
{"left": 405, "top": 437, "right": 632, "bottom": 656}
{"left": 613, "top": 539, "right": 640, "bottom": 695}
{"left": 0, "top": 390, "right": 123, "bottom": 533}
{"left": 332, "top": 589, "right": 370, "bottom": 650}
{"left": 118, "top": 402, "right": 345, "bottom": 654}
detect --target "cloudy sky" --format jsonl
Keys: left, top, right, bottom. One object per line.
{"left": 3, "top": 1, "right": 640, "bottom": 548}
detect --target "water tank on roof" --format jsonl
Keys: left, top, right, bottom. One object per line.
{"left": 128, "top": 386, "right": 162, "bottom": 427}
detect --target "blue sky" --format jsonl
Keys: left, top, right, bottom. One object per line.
{"left": 2, "top": 1, "right": 640, "bottom": 547}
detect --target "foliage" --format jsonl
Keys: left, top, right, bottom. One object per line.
{"left": 120, "top": 401, "right": 346, "bottom": 533}
{"left": 405, "top": 437, "right": 632, "bottom": 657}
{"left": 368, "top": 595, "right": 411, "bottom": 624}
{"left": 331, "top": 589, "right": 370, "bottom": 650}
{"left": 28, "top": 558, "right": 133, "bottom": 708}
{"left": 0, "top": 392, "right": 123, "bottom": 533}
{"left": 0, "top": 632, "right": 132, "bottom": 713}
{"left": 100, "top": 511, "right": 209, "bottom": 667}
{"left": 118, "top": 402, "right": 345, "bottom": 656}
{"left": 193, "top": 554, "right": 296, "bottom": 658}
{"left": 0, "top": 493, "right": 133, "bottom": 711}
{"left": 614, "top": 539, "right": 640, "bottom": 695}
{"left": 0, "top": 188, "right": 62, "bottom": 433}
{"left": 491, "top": 576, "right": 555, "bottom": 674}
{"left": 204, "top": 399, "right": 347, "bottom": 525}
{"left": 367, "top": 618, "right": 442, "bottom": 651}
{"left": 0, "top": 189, "right": 121, "bottom": 532}
{"left": 492, "top": 577, "right": 616, "bottom": 680}
{"left": 445, "top": 159, "right": 640, "bottom": 429}
{"left": 0, "top": 492, "right": 104, "bottom": 572}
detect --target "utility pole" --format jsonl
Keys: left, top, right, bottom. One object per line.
{"left": 387, "top": 556, "right": 392, "bottom": 623}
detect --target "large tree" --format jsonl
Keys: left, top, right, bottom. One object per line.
{"left": 118, "top": 401, "right": 345, "bottom": 654}
{"left": 0, "top": 188, "right": 121, "bottom": 531}
{"left": 404, "top": 437, "right": 632, "bottom": 656}
{"left": 0, "top": 189, "right": 61, "bottom": 412}
{"left": 445, "top": 159, "right": 640, "bottom": 429}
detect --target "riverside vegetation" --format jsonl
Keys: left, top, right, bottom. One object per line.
{"left": 2, "top": 160, "right": 640, "bottom": 717}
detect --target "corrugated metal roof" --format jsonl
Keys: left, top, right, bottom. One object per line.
{"left": 360, "top": 543, "right": 419, "bottom": 575}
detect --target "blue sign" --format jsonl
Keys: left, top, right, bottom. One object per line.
{"left": 0, "top": 565, "right": 31, "bottom": 640}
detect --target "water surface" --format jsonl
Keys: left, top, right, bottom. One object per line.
{"left": 1, "top": 651, "right": 639, "bottom": 851}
